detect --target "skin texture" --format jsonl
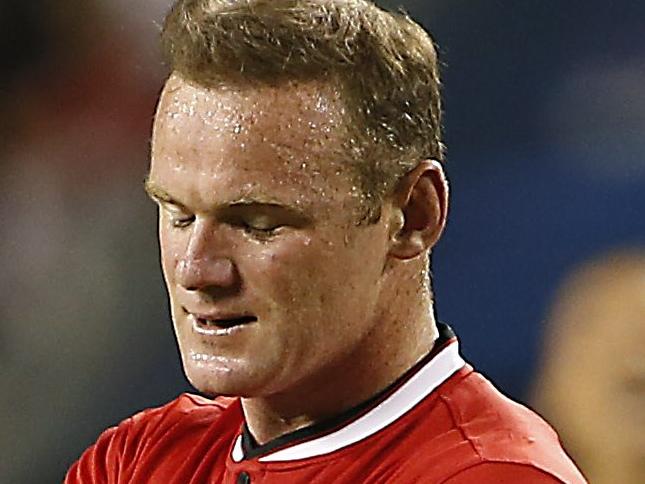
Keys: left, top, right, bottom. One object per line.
{"left": 147, "top": 73, "right": 449, "bottom": 444}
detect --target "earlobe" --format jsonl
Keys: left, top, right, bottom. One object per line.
{"left": 388, "top": 160, "right": 449, "bottom": 260}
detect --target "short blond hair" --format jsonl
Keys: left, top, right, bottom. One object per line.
{"left": 162, "top": 0, "right": 444, "bottom": 218}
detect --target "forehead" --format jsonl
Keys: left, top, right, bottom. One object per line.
{"left": 150, "top": 74, "right": 357, "bottom": 208}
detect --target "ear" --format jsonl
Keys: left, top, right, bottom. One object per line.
{"left": 387, "top": 160, "right": 449, "bottom": 260}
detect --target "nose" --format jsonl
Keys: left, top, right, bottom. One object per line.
{"left": 175, "top": 220, "right": 239, "bottom": 292}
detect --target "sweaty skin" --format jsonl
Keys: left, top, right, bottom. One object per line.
{"left": 147, "top": 73, "right": 448, "bottom": 444}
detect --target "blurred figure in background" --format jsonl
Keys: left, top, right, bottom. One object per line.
{"left": 532, "top": 249, "right": 645, "bottom": 484}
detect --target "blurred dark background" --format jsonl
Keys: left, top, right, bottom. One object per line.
{"left": 1, "top": 1, "right": 643, "bottom": 482}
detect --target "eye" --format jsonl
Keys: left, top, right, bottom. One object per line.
{"left": 159, "top": 203, "right": 195, "bottom": 229}
{"left": 167, "top": 210, "right": 195, "bottom": 229}
{"left": 171, "top": 215, "right": 196, "bottom": 228}
{"left": 244, "top": 225, "right": 282, "bottom": 237}
{"left": 240, "top": 217, "right": 284, "bottom": 237}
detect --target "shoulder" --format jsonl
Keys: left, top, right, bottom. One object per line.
{"left": 436, "top": 370, "right": 561, "bottom": 448}
{"left": 392, "top": 459, "right": 583, "bottom": 483}
{"left": 65, "top": 393, "right": 238, "bottom": 483}
{"left": 440, "top": 462, "right": 579, "bottom": 483}
{"left": 398, "top": 370, "right": 586, "bottom": 483}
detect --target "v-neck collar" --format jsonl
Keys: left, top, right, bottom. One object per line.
{"left": 231, "top": 322, "right": 465, "bottom": 463}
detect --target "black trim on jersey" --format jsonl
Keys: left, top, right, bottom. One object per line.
{"left": 240, "top": 322, "right": 456, "bottom": 460}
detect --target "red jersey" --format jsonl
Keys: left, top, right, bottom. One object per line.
{"left": 66, "top": 324, "right": 586, "bottom": 483}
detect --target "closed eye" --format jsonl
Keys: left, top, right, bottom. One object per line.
{"left": 162, "top": 206, "right": 195, "bottom": 229}
{"left": 238, "top": 219, "right": 285, "bottom": 238}
{"left": 171, "top": 214, "right": 196, "bottom": 228}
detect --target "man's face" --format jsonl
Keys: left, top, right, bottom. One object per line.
{"left": 148, "top": 74, "right": 392, "bottom": 397}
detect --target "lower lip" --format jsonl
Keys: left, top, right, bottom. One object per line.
{"left": 189, "top": 314, "right": 254, "bottom": 337}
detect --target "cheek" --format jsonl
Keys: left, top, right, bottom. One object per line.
{"left": 243, "top": 233, "right": 367, "bottom": 313}
{"left": 240, "top": 236, "right": 325, "bottom": 302}
{"left": 242, "top": 235, "right": 315, "bottom": 279}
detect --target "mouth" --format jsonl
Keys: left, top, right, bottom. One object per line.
{"left": 183, "top": 307, "right": 258, "bottom": 335}
{"left": 194, "top": 315, "right": 258, "bottom": 330}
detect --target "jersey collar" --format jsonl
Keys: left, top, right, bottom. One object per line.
{"left": 231, "top": 322, "right": 465, "bottom": 463}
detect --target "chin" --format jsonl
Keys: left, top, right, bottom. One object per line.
{"left": 183, "top": 358, "right": 272, "bottom": 398}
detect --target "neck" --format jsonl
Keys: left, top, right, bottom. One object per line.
{"left": 241, "top": 261, "right": 438, "bottom": 445}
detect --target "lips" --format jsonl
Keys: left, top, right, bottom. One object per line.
{"left": 183, "top": 307, "right": 258, "bottom": 330}
{"left": 194, "top": 315, "right": 257, "bottom": 329}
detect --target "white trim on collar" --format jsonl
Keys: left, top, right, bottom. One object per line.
{"left": 231, "top": 340, "right": 465, "bottom": 463}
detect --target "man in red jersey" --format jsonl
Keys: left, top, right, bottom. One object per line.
{"left": 67, "top": 1, "right": 586, "bottom": 482}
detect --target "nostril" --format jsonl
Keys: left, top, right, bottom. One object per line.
{"left": 177, "top": 257, "right": 240, "bottom": 291}
{"left": 177, "top": 258, "right": 235, "bottom": 287}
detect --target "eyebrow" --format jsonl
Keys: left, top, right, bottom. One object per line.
{"left": 144, "top": 177, "right": 187, "bottom": 207}
{"left": 143, "top": 176, "right": 311, "bottom": 221}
